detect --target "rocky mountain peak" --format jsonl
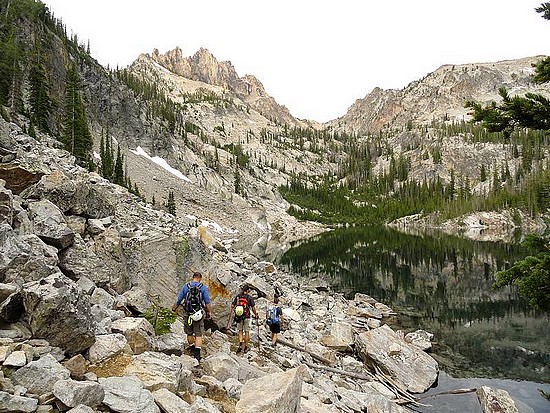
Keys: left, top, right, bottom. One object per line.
{"left": 330, "top": 55, "right": 550, "bottom": 134}
{"left": 148, "top": 47, "right": 304, "bottom": 126}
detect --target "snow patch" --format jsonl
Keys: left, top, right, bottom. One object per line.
{"left": 131, "top": 146, "right": 192, "bottom": 182}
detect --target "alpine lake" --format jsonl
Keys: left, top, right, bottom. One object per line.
{"left": 277, "top": 225, "right": 550, "bottom": 413}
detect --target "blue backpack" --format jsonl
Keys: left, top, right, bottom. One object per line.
{"left": 266, "top": 306, "right": 280, "bottom": 325}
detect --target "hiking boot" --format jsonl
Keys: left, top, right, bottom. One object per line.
{"left": 236, "top": 342, "right": 244, "bottom": 353}
{"left": 192, "top": 347, "right": 201, "bottom": 362}
{"left": 243, "top": 346, "right": 249, "bottom": 353}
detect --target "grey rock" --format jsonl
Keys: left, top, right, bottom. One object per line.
{"left": 152, "top": 388, "right": 191, "bottom": 413}
{"left": 22, "top": 273, "right": 96, "bottom": 355}
{"left": 0, "top": 185, "right": 13, "bottom": 226}
{"left": 321, "top": 321, "right": 354, "bottom": 351}
{"left": 63, "top": 354, "right": 88, "bottom": 380}
{"left": 66, "top": 405, "right": 95, "bottom": 413}
{"left": 89, "top": 287, "right": 115, "bottom": 309}
{"left": 87, "top": 333, "right": 129, "bottom": 364}
{"left": 111, "top": 317, "right": 155, "bottom": 354}
{"left": 155, "top": 332, "right": 186, "bottom": 356}
{"left": 201, "top": 353, "right": 239, "bottom": 382}
{"left": 99, "top": 375, "right": 160, "bottom": 413}
{"left": 0, "top": 225, "right": 58, "bottom": 283}
{"left": 223, "top": 377, "right": 243, "bottom": 400}
{"left": 76, "top": 276, "right": 96, "bottom": 295}
{"left": 52, "top": 379, "right": 104, "bottom": 408}
{"left": 189, "top": 395, "right": 222, "bottom": 413}
{"left": 87, "top": 218, "right": 106, "bottom": 235}
{"left": 27, "top": 199, "right": 75, "bottom": 249}
{"left": 11, "top": 354, "right": 70, "bottom": 394}
{"left": 0, "top": 390, "right": 38, "bottom": 413}
{"left": 476, "top": 386, "right": 519, "bottom": 413}
{"left": 3, "top": 350, "right": 26, "bottom": 367}
{"left": 236, "top": 366, "right": 305, "bottom": 413}
{"left": 404, "top": 329, "right": 433, "bottom": 352}
{"left": 123, "top": 351, "right": 193, "bottom": 393}
{"left": 58, "top": 233, "right": 114, "bottom": 286}
{"left": 355, "top": 324, "right": 438, "bottom": 393}
{"left": 122, "top": 286, "right": 152, "bottom": 314}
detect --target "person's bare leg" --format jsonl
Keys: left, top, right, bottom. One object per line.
{"left": 194, "top": 336, "right": 203, "bottom": 348}
{"left": 237, "top": 328, "right": 244, "bottom": 352}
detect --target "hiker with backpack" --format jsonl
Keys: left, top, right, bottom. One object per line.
{"left": 228, "top": 284, "right": 258, "bottom": 353}
{"left": 266, "top": 296, "right": 284, "bottom": 347}
{"left": 172, "top": 272, "right": 212, "bottom": 362}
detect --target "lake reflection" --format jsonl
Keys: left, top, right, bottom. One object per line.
{"left": 278, "top": 226, "right": 550, "bottom": 384}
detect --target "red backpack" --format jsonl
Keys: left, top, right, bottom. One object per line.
{"left": 234, "top": 294, "right": 250, "bottom": 322}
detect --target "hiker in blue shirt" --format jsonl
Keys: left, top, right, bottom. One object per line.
{"left": 172, "top": 272, "right": 212, "bottom": 361}
{"left": 266, "top": 296, "right": 284, "bottom": 347}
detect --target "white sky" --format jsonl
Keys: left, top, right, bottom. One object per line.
{"left": 44, "top": 0, "right": 548, "bottom": 122}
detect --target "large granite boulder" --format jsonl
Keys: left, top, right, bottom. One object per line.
{"left": 111, "top": 317, "right": 155, "bottom": 354}
{"left": 236, "top": 366, "right": 305, "bottom": 413}
{"left": 22, "top": 273, "right": 96, "bottom": 355}
{"left": 87, "top": 333, "right": 129, "bottom": 364}
{"left": 58, "top": 233, "right": 118, "bottom": 286}
{"left": 11, "top": 353, "right": 70, "bottom": 394}
{"left": 0, "top": 163, "right": 44, "bottom": 195}
{"left": 321, "top": 321, "right": 354, "bottom": 351}
{"left": 0, "top": 224, "right": 58, "bottom": 283}
{"left": 476, "top": 386, "right": 519, "bottom": 413}
{"left": 99, "top": 376, "right": 160, "bottom": 413}
{"left": 355, "top": 324, "right": 438, "bottom": 393}
{"left": 21, "top": 170, "right": 115, "bottom": 219}
{"left": 123, "top": 351, "right": 193, "bottom": 393}
{"left": 27, "top": 199, "right": 75, "bottom": 249}
{"left": 52, "top": 379, "right": 105, "bottom": 408}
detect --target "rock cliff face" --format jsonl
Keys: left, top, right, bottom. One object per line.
{"left": 328, "top": 56, "right": 550, "bottom": 134}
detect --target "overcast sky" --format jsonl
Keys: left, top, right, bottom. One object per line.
{"left": 44, "top": 0, "right": 548, "bottom": 122}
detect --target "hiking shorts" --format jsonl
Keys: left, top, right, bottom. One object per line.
{"left": 269, "top": 322, "right": 281, "bottom": 334}
{"left": 183, "top": 314, "right": 205, "bottom": 337}
{"left": 236, "top": 318, "right": 251, "bottom": 332}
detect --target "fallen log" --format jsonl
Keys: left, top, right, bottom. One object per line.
{"left": 416, "top": 388, "right": 477, "bottom": 401}
{"left": 303, "top": 360, "right": 376, "bottom": 381}
{"left": 276, "top": 337, "right": 335, "bottom": 366}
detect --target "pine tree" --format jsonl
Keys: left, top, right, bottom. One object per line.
{"left": 61, "top": 64, "right": 92, "bottom": 166}
{"left": 28, "top": 119, "right": 36, "bottom": 139}
{"left": 465, "top": 4, "right": 550, "bottom": 139}
{"left": 0, "top": 31, "right": 17, "bottom": 106}
{"left": 29, "top": 55, "right": 53, "bottom": 133}
{"left": 114, "top": 145, "right": 124, "bottom": 185}
{"left": 480, "top": 164, "right": 487, "bottom": 182}
{"left": 167, "top": 190, "right": 176, "bottom": 216}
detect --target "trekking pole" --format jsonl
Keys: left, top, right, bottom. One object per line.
{"left": 256, "top": 316, "right": 260, "bottom": 349}
{"left": 225, "top": 313, "right": 232, "bottom": 333}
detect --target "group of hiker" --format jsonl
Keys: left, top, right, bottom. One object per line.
{"left": 171, "top": 272, "right": 284, "bottom": 362}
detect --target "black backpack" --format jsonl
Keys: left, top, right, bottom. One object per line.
{"left": 184, "top": 283, "right": 203, "bottom": 313}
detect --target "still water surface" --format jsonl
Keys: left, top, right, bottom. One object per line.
{"left": 278, "top": 226, "right": 550, "bottom": 412}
